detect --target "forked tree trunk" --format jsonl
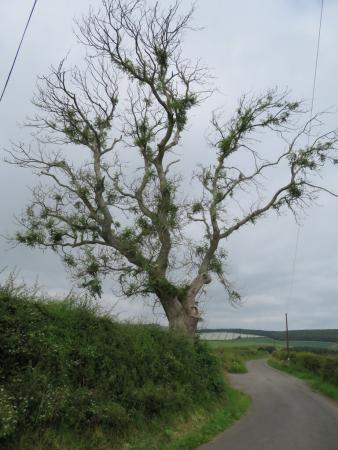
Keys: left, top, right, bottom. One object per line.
{"left": 162, "top": 296, "right": 200, "bottom": 335}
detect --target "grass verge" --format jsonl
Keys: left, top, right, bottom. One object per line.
{"left": 125, "top": 387, "right": 250, "bottom": 450}
{"left": 268, "top": 358, "right": 338, "bottom": 401}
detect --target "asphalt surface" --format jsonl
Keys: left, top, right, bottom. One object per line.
{"left": 199, "top": 359, "right": 338, "bottom": 450}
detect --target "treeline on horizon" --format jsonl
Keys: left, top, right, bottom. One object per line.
{"left": 199, "top": 328, "right": 338, "bottom": 343}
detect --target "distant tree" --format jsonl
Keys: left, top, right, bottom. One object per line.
{"left": 7, "top": 0, "right": 338, "bottom": 334}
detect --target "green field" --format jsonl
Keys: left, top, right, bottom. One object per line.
{"left": 206, "top": 337, "right": 279, "bottom": 348}
{"left": 205, "top": 337, "right": 338, "bottom": 351}
{"left": 200, "top": 328, "right": 338, "bottom": 343}
{"left": 288, "top": 341, "right": 338, "bottom": 350}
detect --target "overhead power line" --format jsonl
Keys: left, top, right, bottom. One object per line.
{"left": 309, "top": 0, "right": 325, "bottom": 126}
{"left": 288, "top": 0, "right": 325, "bottom": 301}
{"left": 0, "top": 0, "right": 38, "bottom": 103}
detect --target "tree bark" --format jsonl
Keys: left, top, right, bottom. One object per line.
{"left": 162, "top": 296, "right": 200, "bottom": 335}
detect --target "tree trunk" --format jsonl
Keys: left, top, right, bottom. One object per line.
{"left": 162, "top": 296, "right": 200, "bottom": 335}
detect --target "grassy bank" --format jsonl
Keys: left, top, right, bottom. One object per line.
{"left": 125, "top": 387, "right": 250, "bottom": 450}
{"left": 0, "top": 283, "right": 249, "bottom": 449}
{"left": 269, "top": 351, "right": 338, "bottom": 401}
{"left": 6, "top": 388, "right": 250, "bottom": 450}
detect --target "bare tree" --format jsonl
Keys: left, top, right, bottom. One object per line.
{"left": 7, "top": 0, "right": 338, "bottom": 334}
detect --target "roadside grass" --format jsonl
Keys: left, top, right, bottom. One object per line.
{"left": 124, "top": 387, "right": 250, "bottom": 450}
{"left": 268, "top": 358, "right": 338, "bottom": 402}
{"left": 208, "top": 343, "right": 276, "bottom": 374}
{"left": 164, "top": 388, "right": 250, "bottom": 450}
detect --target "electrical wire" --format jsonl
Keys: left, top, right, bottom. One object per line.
{"left": 309, "top": 0, "right": 325, "bottom": 132}
{"left": 288, "top": 0, "right": 325, "bottom": 302}
{"left": 0, "top": 0, "right": 38, "bottom": 103}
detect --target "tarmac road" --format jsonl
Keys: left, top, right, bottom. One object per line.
{"left": 199, "top": 359, "right": 338, "bottom": 450}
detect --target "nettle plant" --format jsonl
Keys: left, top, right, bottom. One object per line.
{"left": 8, "top": 0, "right": 338, "bottom": 334}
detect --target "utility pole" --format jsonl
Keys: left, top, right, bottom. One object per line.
{"left": 285, "top": 313, "right": 290, "bottom": 360}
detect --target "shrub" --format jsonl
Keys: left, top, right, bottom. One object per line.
{"left": 257, "top": 346, "right": 276, "bottom": 354}
{"left": 272, "top": 349, "right": 338, "bottom": 388}
{"left": 0, "top": 287, "right": 225, "bottom": 446}
{"left": 321, "top": 357, "right": 338, "bottom": 386}
{"left": 129, "top": 383, "right": 190, "bottom": 417}
{"left": 0, "top": 387, "right": 18, "bottom": 439}
{"left": 295, "top": 353, "right": 323, "bottom": 375}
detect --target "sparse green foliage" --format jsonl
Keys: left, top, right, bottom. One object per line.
{"left": 192, "top": 202, "right": 203, "bottom": 214}
{"left": 208, "top": 255, "right": 223, "bottom": 275}
{"left": 288, "top": 182, "right": 302, "bottom": 198}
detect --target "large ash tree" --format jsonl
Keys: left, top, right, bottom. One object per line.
{"left": 8, "top": 0, "right": 338, "bottom": 334}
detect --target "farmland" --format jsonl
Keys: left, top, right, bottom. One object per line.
{"left": 199, "top": 329, "right": 338, "bottom": 352}
{"left": 204, "top": 337, "right": 338, "bottom": 351}
{"left": 199, "top": 328, "right": 338, "bottom": 343}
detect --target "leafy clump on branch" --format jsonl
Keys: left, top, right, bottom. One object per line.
{"left": 7, "top": 0, "right": 338, "bottom": 334}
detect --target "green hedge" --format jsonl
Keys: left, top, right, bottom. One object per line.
{"left": 273, "top": 350, "right": 338, "bottom": 387}
{"left": 0, "top": 287, "right": 225, "bottom": 446}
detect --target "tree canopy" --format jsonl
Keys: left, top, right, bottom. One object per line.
{"left": 7, "top": 0, "right": 338, "bottom": 334}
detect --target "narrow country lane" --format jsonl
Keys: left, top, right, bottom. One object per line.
{"left": 199, "top": 359, "right": 338, "bottom": 450}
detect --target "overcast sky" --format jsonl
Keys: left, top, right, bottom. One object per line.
{"left": 1, "top": 0, "right": 337, "bottom": 331}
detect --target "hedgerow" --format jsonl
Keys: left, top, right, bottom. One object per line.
{"left": 273, "top": 350, "right": 338, "bottom": 387}
{"left": 0, "top": 286, "right": 225, "bottom": 448}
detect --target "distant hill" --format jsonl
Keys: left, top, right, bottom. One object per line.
{"left": 199, "top": 328, "right": 338, "bottom": 343}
